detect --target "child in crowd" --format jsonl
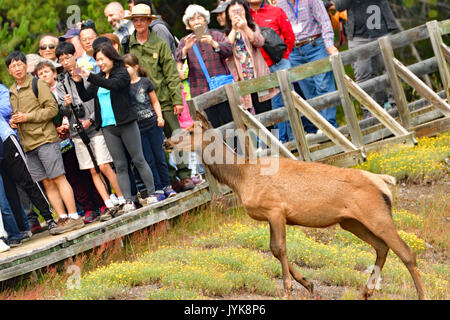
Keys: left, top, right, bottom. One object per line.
{"left": 122, "top": 53, "right": 177, "bottom": 201}
{"left": 176, "top": 60, "right": 204, "bottom": 185}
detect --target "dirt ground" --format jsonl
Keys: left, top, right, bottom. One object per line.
{"left": 115, "top": 180, "right": 449, "bottom": 300}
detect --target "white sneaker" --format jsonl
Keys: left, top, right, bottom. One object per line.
{"left": 110, "top": 194, "right": 120, "bottom": 206}
{"left": 0, "top": 239, "right": 10, "bottom": 253}
{"left": 316, "top": 129, "right": 323, "bottom": 136}
{"left": 145, "top": 195, "right": 159, "bottom": 205}
{"left": 122, "top": 202, "right": 136, "bottom": 213}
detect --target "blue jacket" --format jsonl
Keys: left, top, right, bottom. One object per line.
{"left": 0, "top": 84, "right": 11, "bottom": 124}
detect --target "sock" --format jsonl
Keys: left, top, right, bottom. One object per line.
{"left": 59, "top": 214, "right": 68, "bottom": 219}
{"left": 105, "top": 199, "right": 114, "bottom": 208}
{"left": 69, "top": 213, "right": 79, "bottom": 219}
{"left": 118, "top": 196, "right": 126, "bottom": 205}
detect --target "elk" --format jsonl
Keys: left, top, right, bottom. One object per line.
{"left": 166, "top": 111, "right": 426, "bottom": 300}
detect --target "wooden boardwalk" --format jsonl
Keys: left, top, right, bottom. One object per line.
{"left": 0, "top": 19, "right": 449, "bottom": 283}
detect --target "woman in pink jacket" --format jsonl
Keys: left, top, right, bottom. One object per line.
{"left": 224, "top": 0, "right": 278, "bottom": 114}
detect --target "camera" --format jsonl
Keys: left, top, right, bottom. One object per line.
{"left": 72, "top": 103, "right": 86, "bottom": 119}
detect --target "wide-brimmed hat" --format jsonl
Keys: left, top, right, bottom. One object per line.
{"left": 124, "top": 4, "right": 158, "bottom": 20}
{"left": 211, "top": 1, "right": 231, "bottom": 14}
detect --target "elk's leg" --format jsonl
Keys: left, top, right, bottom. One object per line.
{"left": 268, "top": 217, "right": 292, "bottom": 298}
{"left": 288, "top": 262, "right": 314, "bottom": 295}
{"left": 363, "top": 217, "right": 427, "bottom": 300}
{"left": 340, "top": 219, "right": 389, "bottom": 299}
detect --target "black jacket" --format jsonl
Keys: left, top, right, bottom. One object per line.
{"left": 334, "top": 0, "right": 398, "bottom": 40}
{"left": 74, "top": 66, "right": 137, "bottom": 130}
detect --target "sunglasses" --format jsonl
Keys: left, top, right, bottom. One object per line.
{"left": 39, "top": 44, "right": 56, "bottom": 50}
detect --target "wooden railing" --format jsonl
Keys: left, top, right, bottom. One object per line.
{"left": 187, "top": 19, "right": 450, "bottom": 196}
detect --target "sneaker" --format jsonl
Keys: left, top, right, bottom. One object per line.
{"left": 83, "top": 210, "right": 99, "bottom": 224}
{"left": 154, "top": 190, "right": 167, "bottom": 201}
{"left": 122, "top": 201, "right": 136, "bottom": 213}
{"left": 138, "top": 190, "right": 149, "bottom": 200}
{"left": 46, "top": 219, "right": 58, "bottom": 234}
{"left": 190, "top": 176, "right": 204, "bottom": 185}
{"left": 20, "top": 230, "right": 32, "bottom": 242}
{"left": 8, "top": 238, "right": 22, "bottom": 248}
{"left": 110, "top": 194, "right": 120, "bottom": 206}
{"left": 0, "top": 239, "right": 10, "bottom": 253}
{"left": 51, "top": 217, "right": 84, "bottom": 235}
{"left": 145, "top": 194, "right": 161, "bottom": 205}
{"left": 163, "top": 186, "right": 177, "bottom": 198}
{"left": 100, "top": 206, "right": 117, "bottom": 222}
{"left": 30, "top": 221, "right": 45, "bottom": 235}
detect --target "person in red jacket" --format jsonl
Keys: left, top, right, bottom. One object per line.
{"left": 246, "top": 0, "right": 296, "bottom": 143}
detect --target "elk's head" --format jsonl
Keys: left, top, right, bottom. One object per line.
{"left": 164, "top": 111, "right": 212, "bottom": 153}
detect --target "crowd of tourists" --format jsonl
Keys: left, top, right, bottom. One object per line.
{"left": 0, "top": 0, "right": 398, "bottom": 252}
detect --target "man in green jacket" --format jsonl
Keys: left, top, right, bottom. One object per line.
{"left": 6, "top": 51, "right": 84, "bottom": 235}
{"left": 122, "top": 4, "right": 194, "bottom": 192}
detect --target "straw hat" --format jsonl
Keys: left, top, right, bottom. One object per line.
{"left": 124, "top": 4, "right": 158, "bottom": 20}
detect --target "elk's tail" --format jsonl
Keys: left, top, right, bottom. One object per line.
{"left": 378, "top": 174, "right": 397, "bottom": 186}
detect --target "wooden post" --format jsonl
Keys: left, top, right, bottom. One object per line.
{"left": 224, "top": 83, "right": 256, "bottom": 158}
{"left": 344, "top": 75, "right": 410, "bottom": 137}
{"left": 441, "top": 43, "right": 450, "bottom": 63}
{"left": 276, "top": 69, "right": 312, "bottom": 161}
{"left": 378, "top": 36, "right": 412, "bottom": 129}
{"left": 427, "top": 20, "right": 450, "bottom": 101}
{"left": 291, "top": 91, "right": 360, "bottom": 153}
{"left": 393, "top": 58, "right": 450, "bottom": 117}
{"left": 186, "top": 99, "right": 221, "bottom": 198}
{"left": 330, "top": 54, "right": 364, "bottom": 147}
{"left": 238, "top": 106, "right": 297, "bottom": 160}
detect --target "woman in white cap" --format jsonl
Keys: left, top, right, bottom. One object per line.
{"left": 175, "top": 4, "right": 234, "bottom": 128}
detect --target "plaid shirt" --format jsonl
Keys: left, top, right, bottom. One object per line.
{"left": 175, "top": 30, "right": 233, "bottom": 98}
{"left": 277, "top": 0, "right": 335, "bottom": 48}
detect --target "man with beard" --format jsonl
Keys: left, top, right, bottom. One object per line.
{"left": 104, "top": 2, "right": 135, "bottom": 42}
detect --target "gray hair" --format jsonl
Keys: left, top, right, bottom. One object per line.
{"left": 182, "top": 4, "right": 210, "bottom": 28}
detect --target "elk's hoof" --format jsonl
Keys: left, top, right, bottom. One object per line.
{"left": 360, "top": 287, "right": 374, "bottom": 300}
{"left": 308, "top": 282, "right": 314, "bottom": 295}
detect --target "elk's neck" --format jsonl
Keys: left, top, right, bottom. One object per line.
{"left": 201, "top": 138, "right": 246, "bottom": 191}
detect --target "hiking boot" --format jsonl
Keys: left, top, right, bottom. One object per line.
{"left": 179, "top": 178, "right": 195, "bottom": 192}
{"left": 83, "top": 210, "right": 99, "bottom": 224}
{"left": 0, "top": 238, "right": 10, "bottom": 253}
{"left": 163, "top": 186, "right": 177, "bottom": 198}
{"left": 100, "top": 206, "right": 117, "bottom": 222}
{"left": 51, "top": 217, "right": 84, "bottom": 235}
{"left": 20, "top": 230, "right": 32, "bottom": 242}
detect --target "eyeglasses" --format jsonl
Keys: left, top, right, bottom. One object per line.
{"left": 39, "top": 44, "right": 56, "bottom": 50}
{"left": 58, "top": 54, "right": 74, "bottom": 64}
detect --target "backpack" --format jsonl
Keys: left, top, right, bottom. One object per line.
{"left": 121, "top": 19, "right": 179, "bottom": 54}
{"left": 31, "top": 76, "right": 63, "bottom": 126}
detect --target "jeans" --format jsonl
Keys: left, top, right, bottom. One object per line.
{"left": 289, "top": 37, "right": 338, "bottom": 133}
{"left": 0, "top": 174, "right": 21, "bottom": 241}
{"left": 140, "top": 124, "right": 170, "bottom": 191}
{"left": 269, "top": 58, "right": 294, "bottom": 143}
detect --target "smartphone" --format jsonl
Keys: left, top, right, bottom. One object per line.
{"left": 194, "top": 24, "right": 208, "bottom": 41}
{"left": 73, "top": 67, "right": 82, "bottom": 76}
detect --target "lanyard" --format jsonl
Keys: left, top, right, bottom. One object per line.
{"left": 287, "top": 0, "right": 299, "bottom": 21}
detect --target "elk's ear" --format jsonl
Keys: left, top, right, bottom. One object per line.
{"left": 195, "top": 111, "right": 212, "bottom": 129}
{"left": 187, "top": 123, "right": 194, "bottom": 133}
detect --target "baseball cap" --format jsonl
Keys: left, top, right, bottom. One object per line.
{"left": 211, "top": 1, "right": 230, "bottom": 14}
{"left": 59, "top": 28, "right": 80, "bottom": 42}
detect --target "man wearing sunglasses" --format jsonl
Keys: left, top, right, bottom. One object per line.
{"left": 38, "top": 35, "right": 59, "bottom": 63}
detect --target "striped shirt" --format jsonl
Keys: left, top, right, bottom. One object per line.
{"left": 277, "top": 0, "right": 335, "bottom": 48}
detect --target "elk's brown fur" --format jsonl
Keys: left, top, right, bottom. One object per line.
{"left": 166, "top": 112, "right": 426, "bottom": 300}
